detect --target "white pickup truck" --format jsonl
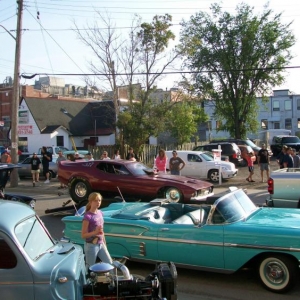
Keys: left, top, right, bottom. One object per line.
{"left": 266, "top": 168, "right": 300, "bottom": 208}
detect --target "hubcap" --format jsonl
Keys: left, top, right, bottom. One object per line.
{"left": 75, "top": 182, "right": 87, "bottom": 198}
{"left": 265, "top": 261, "right": 286, "bottom": 283}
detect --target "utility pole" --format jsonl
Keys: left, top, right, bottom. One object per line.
{"left": 10, "top": 0, "right": 23, "bottom": 187}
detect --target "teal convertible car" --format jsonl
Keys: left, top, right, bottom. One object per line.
{"left": 62, "top": 188, "right": 300, "bottom": 293}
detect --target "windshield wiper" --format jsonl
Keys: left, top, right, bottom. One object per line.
{"left": 33, "top": 248, "right": 55, "bottom": 261}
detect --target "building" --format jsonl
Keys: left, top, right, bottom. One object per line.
{"left": 204, "top": 89, "right": 300, "bottom": 140}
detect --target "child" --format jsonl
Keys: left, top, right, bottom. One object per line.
{"left": 246, "top": 152, "right": 256, "bottom": 182}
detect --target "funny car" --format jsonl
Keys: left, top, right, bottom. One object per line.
{"left": 58, "top": 159, "right": 214, "bottom": 205}
{"left": 63, "top": 188, "right": 300, "bottom": 293}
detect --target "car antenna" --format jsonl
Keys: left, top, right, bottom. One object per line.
{"left": 117, "top": 186, "right": 126, "bottom": 202}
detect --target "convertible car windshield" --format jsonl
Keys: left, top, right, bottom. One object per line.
{"left": 213, "top": 189, "right": 258, "bottom": 224}
{"left": 15, "top": 216, "right": 55, "bottom": 260}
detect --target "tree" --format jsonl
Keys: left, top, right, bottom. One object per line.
{"left": 180, "top": 3, "right": 295, "bottom": 138}
{"left": 166, "top": 101, "right": 208, "bottom": 146}
{"left": 117, "top": 14, "right": 180, "bottom": 152}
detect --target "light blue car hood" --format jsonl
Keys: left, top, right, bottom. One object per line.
{"left": 245, "top": 207, "right": 300, "bottom": 229}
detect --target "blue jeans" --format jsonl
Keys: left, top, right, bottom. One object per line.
{"left": 171, "top": 170, "right": 180, "bottom": 175}
{"left": 84, "top": 242, "right": 112, "bottom": 271}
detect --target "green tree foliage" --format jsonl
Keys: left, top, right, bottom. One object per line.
{"left": 166, "top": 101, "right": 208, "bottom": 146}
{"left": 180, "top": 3, "right": 295, "bottom": 138}
{"left": 117, "top": 14, "right": 179, "bottom": 151}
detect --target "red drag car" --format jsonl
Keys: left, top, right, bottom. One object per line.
{"left": 58, "top": 160, "right": 214, "bottom": 206}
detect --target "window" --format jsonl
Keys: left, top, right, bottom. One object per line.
{"left": 297, "top": 99, "right": 300, "bottom": 110}
{"left": 284, "top": 100, "right": 292, "bottom": 111}
{"left": 261, "top": 119, "right": 268, "bottom": 130}
{"left": 274, "top": 122, "right": 280, "bottom": 129}
{"left": 18, "top": 137, "right": 28, "bottom": 152}
{"left": 56, "top": 136, "right": 64, "bottom": 147}
{"left": 0, "top": 239, "right": 17, "bottom": 269}
{"left": 285, "top": 118, "right": 292, "bottom": 129}
{"left": 273, "top": 100, "right": 280, "bottom": 111}
{"left": 298, "top": 118, "right": 300, "bottom": 129}
{"left": 216, "top": 120, "right": 222, "bottom": 129}
{"left": 207, "top": 121, "right": 212, "bottom": 131}
{"left": 187, "top": 154, "right": 201, "bottom": 162}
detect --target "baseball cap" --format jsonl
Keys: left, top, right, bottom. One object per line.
{"left": 75, "top": 152, "right": 79, "bottom": 155}
{"left": 33, "top": 152, "right": 37, "bottom": 155}
{"left": 172, "top": 150, "right": 177, "bottom": 154}
{"left": 283, "top": 145, "right": 288, "bottom": 149}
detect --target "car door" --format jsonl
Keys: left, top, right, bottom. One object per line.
{"left": 18, "top": 157, "right": 32, "bottom": 177}
{"left": 183, "top": 153, "right": 206, "bottom": 178}
{"left": 96, "top": 162, "right": 143, "bottom": 197}
{"left": 0, "top": 235, "right": 34, "bottom": 299}
{"left": 157, "top": 223, "right": 224, "bottom": 269}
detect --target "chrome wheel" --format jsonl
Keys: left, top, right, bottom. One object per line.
{"left": 165, "top": 187, "right": 182, "bottom": 203}
{"left": 70, "top": 179, "right": 91, "bottom": 204}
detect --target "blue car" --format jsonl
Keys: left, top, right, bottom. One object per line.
{"left": 63, "top": 188, "right": 300, "bottom": 293}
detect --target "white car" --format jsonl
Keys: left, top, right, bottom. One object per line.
{"left": 165, "top": 150, "right": 238, "bottom": 182}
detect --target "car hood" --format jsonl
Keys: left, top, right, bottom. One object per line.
{"left": 151, "top": 174, "right": 213, "bottom": 187}
{"left": 245, "top": 207, "right": 300, "bottom": 229}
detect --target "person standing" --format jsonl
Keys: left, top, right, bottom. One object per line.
{"left": 291, "top": 148, "right": 300, "bottom": 168}
{"left": 74, "top": 152, "right": 83, "bottom": 160}
{"left": 276, "top": 145, "right": 287, "bottom": 169}
{"left": 81, "top": 192, "right": 112, "bottom": 271}
{"left": 41, "top": 146, "right": 52, "bottom": 183}
{"left": 101, "top": 151, "right": 111, "bottom": 160}
{"left": 283, "top": 147, "right": 294, "bottom": 168}
{"left": 126, "top": 147, "right": 138, "bottom": 161}
{"left": 56, "top": 151, "right": 67, "bottom": 188}
{"left": 246, "top": 152, "right": 256, "bottom": 182}
{"left": 169, "top": 150, "right": 185, "bottom": 175}
{"left": 112, "top": 149, "right": 121, "bottom": 160}
{"left": 257, "top": 143, "right": 270, "bottom": 183}
{"left": 30, "top": 153, "right": 41, "bottom": 187}
{"left": 86, "top": 152, "right": 94, "bottom": 161}
{"left": 1, "top": 150, "right": 11, "bottom": 163}
{"left": 155, "top": 149, "right": 168, "bottom": 173}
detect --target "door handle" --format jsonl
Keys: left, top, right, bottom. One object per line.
{"left": 160, "top": 228, "right": 170, "bottom": 231}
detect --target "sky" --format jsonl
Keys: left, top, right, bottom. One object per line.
{"left": 1, "top": 0, "right": 300, "bottom": 93}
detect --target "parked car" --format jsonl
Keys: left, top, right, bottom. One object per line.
{"left": 18, "top": 156, "right": 58, "bottom": 180}
{"left": 37, "top": 146, "right": 69, "bottom": 159}
{"left": 192, "top": 148, "right": 229, "bottom": 162}
{"left": 270, "top": 135, "right": 300, "bottom": 156}
{"left": 212, "top": 138, "right": 273, "bottom": 159}
{"left": 62, "top": 187, "right": 300, "bottom": 293}
{"left": 0, "top": 200, "right": 176, "bottom": 300}
{"left": 165, "top": 150, "right": 238, "bottom": 182}
{"left": 193, "top": 142, "right": 243, "bottom": 166}
{"left": 0, "top": 163, "right": 36, "bottom": 209}
{"left": 58, "top": 159, "right": 214, "bottom": 206}
{"left": 266, "top": 168, "right": 300, "bottom": 208}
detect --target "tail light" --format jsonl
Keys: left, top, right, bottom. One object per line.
{"left": 267, "top": 178, "right": 274, "bottom": 194}
{"left": 232, "top": 153, "right": 237, "bottom": 159}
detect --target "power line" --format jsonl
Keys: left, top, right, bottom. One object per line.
{"left": 21, "top": 65, "right": 300, "bottom": 79}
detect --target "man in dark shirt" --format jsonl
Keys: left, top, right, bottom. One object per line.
{"left": 283, "top": 147, "right": 294, "bottom": 168}
{"left": 257, "top": 143, "right": 270, "bottom": 183}
{"left": 276, "top": 145, "right": 287, "bottom": 169}
{"left": 41, "top": 146, "right": 52, "bottom": 183}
